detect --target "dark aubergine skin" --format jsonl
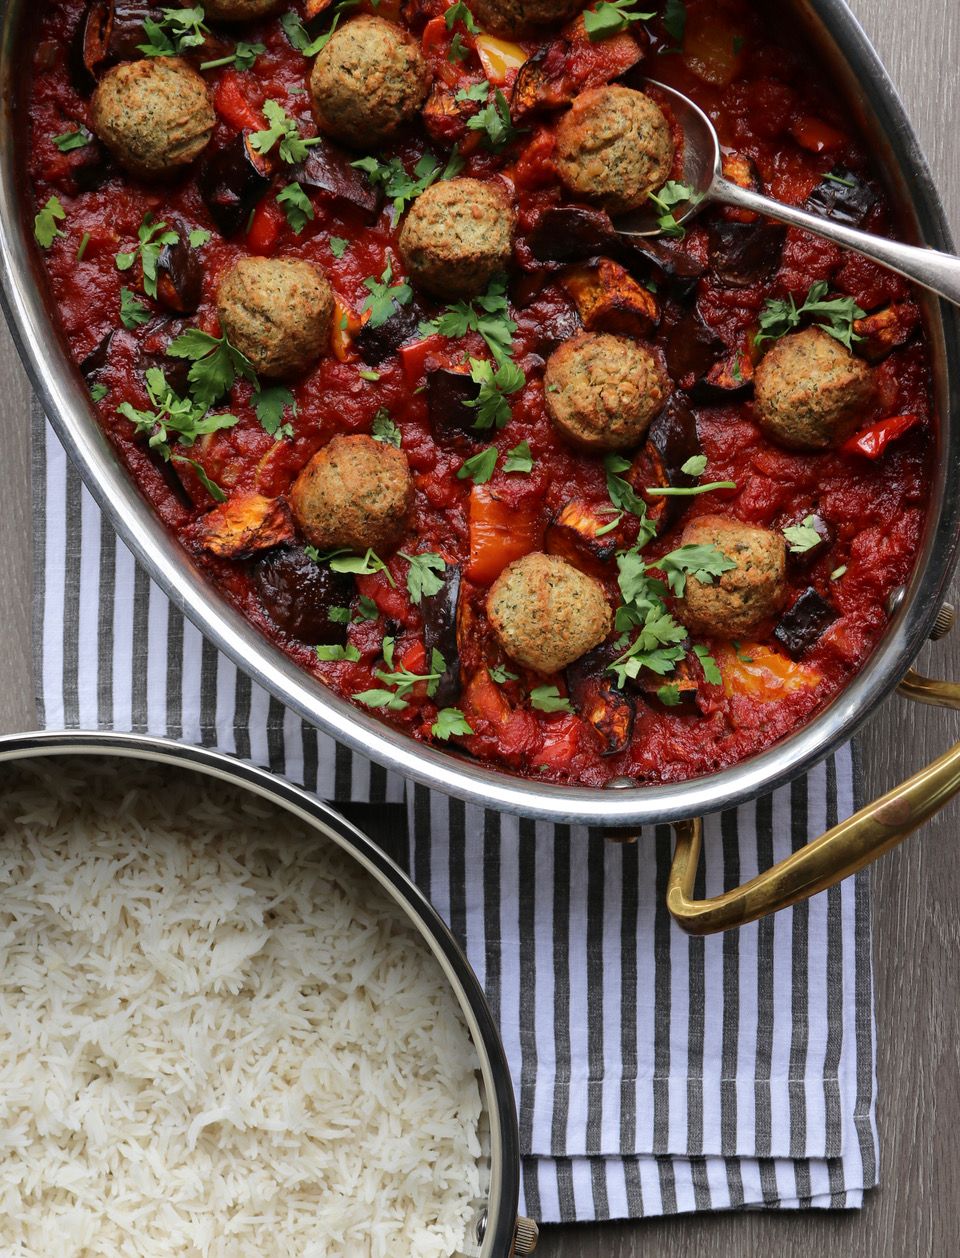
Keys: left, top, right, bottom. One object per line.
{"left": 421, "top": 564, "right": 461, "bottom": 706}
{"left": 566, "top": 645, "right": 635, "bottom": 756}
{"left": 630, "top": 397, "right": 702, "bottom": 531}
{"left": 527, "top": 205, "right": 615, "bottom": 262}
{"left": 155, "top": 235, "right": 203, "bottom": 314}
{"left": 708, "top": 220, "right": 786, "bottom": 288}
{"left": 774, "top": 587, "right": 839, "bottom": 658}
{"left": 71, "top": 0, "right": 160, "bottom": 93}
{"left": 198, "top": 134, "right": 273, "bottom": 239}
{"left": 356, "top": 302, "right": 423, "bottom": 366}
{"left": 804, "top": 167, "right": 878, "bottom": 228}
{"left": 296, "top": 143, "right": 381, "bottom": 221}
{"left": 426, "top": 365, "right": 481, "bottom": 439}
{"left": 253, "top": 546, "right": 354, "bottom": 645}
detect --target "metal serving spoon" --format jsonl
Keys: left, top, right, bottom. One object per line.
{"left": 616, "top": 80, "right": 960, "bottom": 307}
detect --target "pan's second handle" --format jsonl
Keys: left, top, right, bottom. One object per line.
{"left": 666, "top": 670, "right": 960, "bottom": 935}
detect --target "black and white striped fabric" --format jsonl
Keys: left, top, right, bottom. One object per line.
{"left": 33, "top": 411, "right": 879, "bottom": 1221}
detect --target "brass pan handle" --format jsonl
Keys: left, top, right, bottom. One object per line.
{"left": 666, "top": 669, "right": 960, "bottom": 935}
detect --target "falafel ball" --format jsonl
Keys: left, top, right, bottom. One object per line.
{"left": 399, "top": 178, "right": 515, "bottom": 300}
{"left": 487, "top": 552, "right": 612, "bottom": 675}
{"left": 203, "top": 0, "right": 282, "bottom": 19}
{"left": 470, "top": 0, "right": 585, "bottom": 35}
{"left": 544, "top": 332, "right": 669, "bottom": 450}
{"left": 216, "top": 258, "right": 334, "bottom": 380}
{"left": 677, "top": 515, "right": 787, "bottom": 639}
{"left": 554, "top": 86, "right": 674, "bottom": 214}
{"left": 754, "top": 327, "right": 875, "bottom": 451}
{"left": 90, "top": 58, "right": 214, "bottom": 179}
{"left": 289, "top": 434, "right": 414, "bottom": 553}
{"left": 309, "top": 16, "right": 431, "bottom": 149}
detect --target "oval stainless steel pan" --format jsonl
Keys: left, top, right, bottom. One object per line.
{"left": 2, "top": 0, "right": 960, "bottom": 929}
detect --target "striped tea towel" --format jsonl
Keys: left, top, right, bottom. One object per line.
{"left": 32, "top": 409, "right": 879, "bottom": 1221}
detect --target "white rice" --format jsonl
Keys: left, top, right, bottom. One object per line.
{"left": 0, "top": 761, "right": 482, "bottom": 1257}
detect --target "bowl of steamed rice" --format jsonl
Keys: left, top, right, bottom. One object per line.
{"left": 0, "top": 731, "right": 529, "bottom": 1258}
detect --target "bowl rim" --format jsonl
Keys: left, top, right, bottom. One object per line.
{"left": 1, "top": 0, "right": 958, "bottom": 825}
{"left": 0, "top": 728, "right": 521, "bottom": 1258}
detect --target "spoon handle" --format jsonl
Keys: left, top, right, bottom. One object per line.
{"left": 714, "top": 176, "right": 960, "bottom": 307}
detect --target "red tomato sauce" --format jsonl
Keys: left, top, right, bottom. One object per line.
{"left": 25, "top": 0, "right": 931, "bottom": 786}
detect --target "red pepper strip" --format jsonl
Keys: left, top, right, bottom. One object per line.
{"left": 246, "top": 198, "right": 283, "bottom": 256}
{"left": 841, "top": 413, "right": 920, "bottom": 459}
{"left": 214, "top": 73, "right": 263, "bottom": 132}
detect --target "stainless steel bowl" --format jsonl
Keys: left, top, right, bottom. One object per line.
{"left": 0, "top": 728, "right": 534, "bottom": 1257}
{"left": 1, "top": 0, "right": 958, "bottom": 831}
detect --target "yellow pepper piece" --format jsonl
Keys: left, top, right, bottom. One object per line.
{"left": 717, "top": 643, "right": 820, "bottom": 703}
{"left": 475, "top": 34, "right": 528, "bottom": 85}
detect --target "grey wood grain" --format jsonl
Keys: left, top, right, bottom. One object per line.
{"left": 0, "top": 1, "right": 957, "bottom": 1254}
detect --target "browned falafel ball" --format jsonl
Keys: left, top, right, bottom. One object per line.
{"left": 470, "top": 0, "right": 585, "bottom": 36}
{"left": 554, "top": 86, "right": 674, "bottom": 215}
{"left": 216, "top": 258, "right": 334, "bottom": 380}
{"left": 398, "top": 178, "right": 515, "bottom": 300}
{"left": 203, "top": 0, "right": 282, "bottom": 19}
{"left": 289, "top": 435, "right": 414, "bottom": 554}
{"left": 754, "top": 327, "right": 875, "bottom": 451}
{"left": 487, "top": 552, "right": 612, "bottom": 675}
{"left": 309, "top": 16, "right": 431, "bottom": 149}
{"left": 544, "top": 332, "right": 669, "bottom": 450}
{"left": 90, "top": 58, "right": 214, "bottom": 179}
{"left": 677, "top": 516, "right": 787, "bottom": 639}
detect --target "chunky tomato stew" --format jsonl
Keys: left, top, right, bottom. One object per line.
{"left": 27, "top": 0, "right": 931, "bottom": 786}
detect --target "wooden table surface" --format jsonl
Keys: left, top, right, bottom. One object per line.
{"left": 1, "top": 1, "right": 958, "bottom": 1253}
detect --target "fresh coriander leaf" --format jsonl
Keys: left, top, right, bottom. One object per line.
{"left": 607, "top": 600, "right": 687, "bottom": 687}
{"left": 34, "top": 196, "right": 66, "bottom": 248}
{"left": 647, "top": 180, "right": 697, "bottom": 239}
{"left": 604, "top": 452, "right": 656, "bottom": 540}
{"left": 316, "top": 643, "right": 361, "bottom": 662}
{"left": 371, "top": 408, "right": 402, "bottom": 447}
{"left": 782, "top": 514, "right": 824, "bottom": 554}
{"left": 655, "top": 542, "right": 737, "bottom": 597}
{"left": 432, "top": 707, "right": 474, "bottom": 740}
{"left": 465, "top": 356, "right": 525, "bottom": 429}
{"left": 693, "top": 643, "right": 722, "bottom": 685}
{"left": 89, "top": 382, "right": 108, "bottom": 403}
{"left": 115, "top": 213, "right": 178, "bottom": 298}
{"left": 657, "top": 683, "right": 682, "bottom": 706}
{"left": 280, "top": 10, "right": 329, "bottom": 55}
{"left": 329, "top": 235, "right": 349, "bottom": 258}
{"left": 276, "top": 181, "right": 314, "bottom": 233}
{"left": 732, "top": 640, "right": 754, "bottom": 663}
{"left": 382, "top": 635, "right": 396, "bottom": 669}
{"left": 448, "top": 32, "right": 469, "bottom": 61}
{"left": 489, "top": 663, "right": 519, "bottom": 684}
{"left": 76, "top": 231, "right": 90, "bottom": 261}
{"left": 138, "top": 5, "right": 209, "bottom": 57}
{"left": 755, "top": 280, "right": 866, "bottom": 349}
{"left": 456, "top": 79, "right": 490, "bottom": 103}
{"left": 355, "top": 595, "right": 379, "bottom": 621}
{"left": 52, "top": 127, "right": 92, "bottom": 152}
{"left": 188, "top": 227, "right": 211, "bottom": 248}
{"left": 662, "top": 0, "right": 687, "bottom": 43}
{"left": 118, "top": 372, "right": 239, "bottom": 480}
{"left": 503, "top": 439, "right": 533, "bottom": 474}
{"left": 681, "top": 454, "right": 708, "bottom": 476}
{"left": 824, "top": 170, "right": 857, "bottom": 188}
{"left": 466, "top": 88, "right": 523, "bottom": 151}
{"left": 399, "top": 550, "right": 445, "bottom": 604}
{"left": 327, "top": 547, "right": 397, "bottom": 587}
{"left": 353, "top": 686, "right": 409, "bottom": 711}
{"left": 361, "top": 259, "right": 413, "bottom": 328}
{"left": 328, "top": 606, "right": 351, "bottom": 624}
{"left": 830, "top": 564, "right": 847, "bottom": 581}
{"left": 167, "top": 326, "right": 258, "bottom": 409}
{"left": 529, "top": 684, "right": 575, "bottom": 714}
{"left": 457, "top": 445, "right": 497, "bottom": 484}
{"left": 253, "top": 385, "right": 296, "bottom": 438}
{"left": 200, "top": 39, "right": 265, "bottom": 71}
{"left": 250, "top": 99, "right": 322, "bottom": 166}
{"left": 595, "top": 510, "right": 624, "bottom": 538}
{"left": 358, "top": 369, "right": 380, "bottom": 382}
{"left": 584, "top": 0, "right": 655, "bottom": 42}
{"left": 445, "top": 1, "right": 478, "bottom": 32}
{"left": 645, "top": 480, "right": 737, "bottom": 497}
{"left": 119, "top": 286, "right": 151, "bottom": 329}
{"left": 351, "top": 149, "right": 462, "bottom": 223}
{"left": 419, "top": 276, "right": 517, "bottom": 365}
